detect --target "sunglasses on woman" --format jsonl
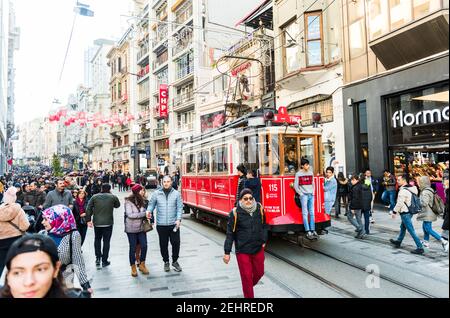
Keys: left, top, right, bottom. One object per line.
{"left": 242, "top": 196, "right": 253, "bottom": 202}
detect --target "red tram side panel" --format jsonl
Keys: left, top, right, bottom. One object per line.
{"left": 182, "top": 174, "right": 330, "bottom": 233}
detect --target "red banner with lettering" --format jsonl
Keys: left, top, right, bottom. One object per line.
{"left": 159, "top": 84, "right": 168, "bottom": 119}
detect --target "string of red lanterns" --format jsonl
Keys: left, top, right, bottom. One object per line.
{"left": 47, "top": 109, "right": 151, "bottom": 128}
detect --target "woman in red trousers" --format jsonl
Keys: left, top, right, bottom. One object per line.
{"left": 223, "top": 188, "right": 268, "bottom": 298}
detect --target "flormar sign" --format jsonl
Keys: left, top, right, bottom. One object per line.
{"left": 392, "top": 106, "right": 449, "bottom": 128}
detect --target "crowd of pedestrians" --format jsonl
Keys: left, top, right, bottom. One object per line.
{"left": 0, "top": 159, "right": 448, "bottom": 299}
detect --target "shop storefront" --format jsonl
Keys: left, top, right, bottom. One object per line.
{"left": 343, "top": 53, "right": 449, "bottom": 184}
{"left": 385, "top": 82, "right": 449, "bottom": 199}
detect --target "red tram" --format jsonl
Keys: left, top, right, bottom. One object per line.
{"left": 181, "top": 107, "right": 331, "bottom": 234}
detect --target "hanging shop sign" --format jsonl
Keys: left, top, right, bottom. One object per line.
{"left": 159, "top": 84, "right": 169, "bottom": 119}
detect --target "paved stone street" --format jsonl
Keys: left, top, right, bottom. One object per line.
{"left": 83, "top": 189, "right": 294, "bottom": 298}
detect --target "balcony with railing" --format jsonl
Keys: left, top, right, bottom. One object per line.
{"left": 120, "top": 93, "right": 128, "bottom": 104}
{"left": 153, "top": 127, "right": 169, "bottom": 139}
{"left": 136, "top": 131, "right": 151, "bottom": 141}
{"left": 174, "top": 1, "right": 193, "bottom": 26}
{"left": 137, "top": 65, "right": 150, "bottom": 83}
{"left": 172, "top": 91, "right": 194, "bottom": 110}
{"left": 138, "top": 83, "right": 150, "bottom": 105}
{"left": 172, "top": 28, "right": 193, "bottom": 57}
{"left": 175, "top": 52, "right": 194, "bottom": 82}
{"left": 137, "top": 46, "right": 149, "bottom": 65}
{"left": 152, "top": 50, "right": 169, "bottom": 72}
{"left": 152, "top": 24, "right": 168, "bottom": 51}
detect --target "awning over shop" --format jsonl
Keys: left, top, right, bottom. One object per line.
{"left": 413, "top": 91, "right": 449, "bottom": 103}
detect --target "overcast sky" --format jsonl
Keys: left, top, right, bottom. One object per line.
{"left": 14, "top": 0, "right": 133, "bottom": 124}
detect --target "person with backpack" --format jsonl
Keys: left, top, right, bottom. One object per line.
{"left": 41, "top": 205, "right": 93, "bottom": 295}
{"left": 223, "top": 189, "right": 268, "bottom": 298}
{"left": 417, "top": 176, "right": 448, "bottom": 252}
{"left": 389, "top": 174, "right": 424, "bottom": 254}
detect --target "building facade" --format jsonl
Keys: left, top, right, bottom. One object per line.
{"left": 143, "top": 0, "right": 263, "bottom": 173}
{"left": 273, "top": 0, "right": 346, "bottom": 174}
{"left": 341, "top": 0, "right": 449, "bottom": 183}
{"left": 0, "top": 0, "right": 19, "bottom": 175}
{"left": 108, "top": 27, "right": 137, "bottom": 175}
{"left": 86, "top": 39, "right": 115, "bottom": 171}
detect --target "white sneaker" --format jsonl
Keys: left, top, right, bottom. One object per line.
{"left": 388, "top": 211, "right": 393, "bottom": 216}
{"left": 370, "top": 217, "right": 375, "bottom": 224}
{"left": 442, "top": 240, "right": 449, "bottom": 253}
{"left": 421, "top": 241, "right": 430, "bottom": 248}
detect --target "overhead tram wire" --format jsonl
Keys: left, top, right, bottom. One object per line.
{"left": 58, "top": 11, "right": 78, "bottom": 85}
{"left": 121, "top": 14, "right": 250, "bottom": 38}
{"left": 192, "top": 0, "right": 337, "bottom": 96}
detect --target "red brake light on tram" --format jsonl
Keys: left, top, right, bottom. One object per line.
{"left": 264, "top": 111, "right": 275, "bottom": 121}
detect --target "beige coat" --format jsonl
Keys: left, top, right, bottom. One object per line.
{"left": 393, "top": 185, "right": 418, "bottom": 214}
{"left": 0, "top": 203, "right": 30, "bottom": 240}
{"left": 417, "top": 176, "right": 438, "bottom": 222}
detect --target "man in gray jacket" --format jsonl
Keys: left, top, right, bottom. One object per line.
{"left": 43, "top": 179, "right": 74, "bottom": 210}
{"left": 147, "top": 175, "right": 183, "bottom": 272}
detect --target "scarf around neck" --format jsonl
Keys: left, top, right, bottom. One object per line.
{"left": 239, "top": 200, "right": 257, "bottom": 216}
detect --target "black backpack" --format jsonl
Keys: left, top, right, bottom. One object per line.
{"left": 404, "top": 188, "right": 421, "bottom": 215}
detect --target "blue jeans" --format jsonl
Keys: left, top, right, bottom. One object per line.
{"left": 324, "top": 201, "right": 334, "bottom": 215}
{"left": 362, "top": 209, "right": 371, "bottom": 234}
{"left": 382, "top": 190, "right": 396, "bottom": 211}
{"left": 347, "top": 209, "right": 364, "bottom": 233}
{"left": 126, "top": 232, "right": 148, "bottom": 266}
{"left": 422, "top": 221, "right": 442, "bottom": 242}
{"left": 397, "top": 213, "right": 423, "bottom": 249}
{"left": 300, "top": 194, "right": 315, "bottom": 232}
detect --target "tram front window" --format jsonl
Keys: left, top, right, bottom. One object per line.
{"left": 284, "top": 136, "right": 299, "bottom": 174}
{"left": 260, "top": 134, "right": 280, "bottom": 175}
{"left": 197, "top": 150, "right": 210, "bottom": 174}
{"left": 300, "top": 137, "right": 315, "bottom": 173}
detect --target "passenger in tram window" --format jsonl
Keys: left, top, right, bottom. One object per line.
{"left": 285, "top": 149, "right": 298, "bottom": 174}
{"left": 235, "top": 165, "right": 248, "bottom": 207}
{"left": 294, "top": 159, "right": 317, "bottom": 240}
{"left": 223, "top": 189, "right": 268, "bottom": 299}
{"left": 245, "top": 170, "right": 261, "bottom": 204}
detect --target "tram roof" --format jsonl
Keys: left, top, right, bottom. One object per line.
{"left": 182, "top": 125, "right": 322, "bottom": 151}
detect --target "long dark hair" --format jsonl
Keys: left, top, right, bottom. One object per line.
{"left": 0, "top": 267, "right": 68, "bottom": 298}
{"left": 126, "top": 191, "right": 145, "bottom": 210}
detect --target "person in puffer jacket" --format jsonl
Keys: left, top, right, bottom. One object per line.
{"left": 417, "top": 176, "right": 449, "bottom": 253}
{"left": 124, "top": 184, "right": 150, "bottom": 277}
{"left": 147, "top": 175, "right": 183, "bottom": 273}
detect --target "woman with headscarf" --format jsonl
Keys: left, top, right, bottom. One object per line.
{"left": 41, "top": 205, "right": 93, "bottom": 295}
{"left": 0, "top": 187, "right": 30, "bottom": 276}
{"left": 0, "top": 234, "right": 90, "bottom": 298}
